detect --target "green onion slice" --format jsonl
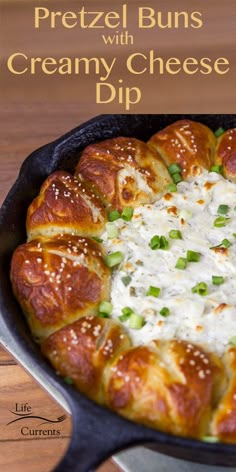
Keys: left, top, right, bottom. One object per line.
{"left": 230, "top": 336, "right": 236, "bottom": 346}
{"left": 160, "top": 236, "right": 169, "bottom": 250}
{"left": 168, "top": 163, "right": 182, "bottom": 175}
{"left": 172, "top": 173, "right": 183, "bottom": 184}
{"left": 121, "top": 207, "right": 134, "bottom": 221}
{"left": 160, "top": 307, "right": 170, "bottom": 317}
{"left": 192, "top": 282, "right": 208, "bottom": 296}
{"left": 108, "top": 210, "right": 121, "bottom": 222}
{"left": 92, "top": 236, "right": 103, "bottom": 243}
{"left": 175, "top": 257, "right": 187, "bottom": 270}
{"left": 121, "top": 275, "right": 132, "bottom": 286}
{"left": 187, "top": 250, "right": 201, "bottom": 262}
{"left": 210, "top": 165, "right": 223, "bottom": 174}
{"left": 105, "top": 251, "right": 124, "bottom": 268}
{"left": 213, "top": 216, "right": 227, "bottom": 228}
{"left": 128, "top": 313, "right": 146, "bottom": 329}
{"left": 119, "top": 306, "right": 134, "bottom": 321}
{"left": 105, "top": 222, "right": 118, "bottom": 239}
{"left": 97, "top": 312, "right": 111, "bottom": 318}
{"left": 146, "top": 286, "right": 161, "bottom": 298}
{"left": 202, "top": 436, "right": 220, "bottom": 443}
{"left": 212, "top": 275, "right": 225, "bottom": 285}
{"left": 149, "top": 235, "right": 160, "bottom": 250}
{"left": 64, "top": 377, "right": 74, "bottom": 385}
{"left": 98, "top": 301, "right": 113, "bottom": 314}
{"left": 167, "top": 183, "right": 177, "bottom": 193}
{"left": 210, "top": 239, "right": 231, "bottom": 249}
{"left": 217, "top": 204, "right": 229, "bottom": 215}
{"left": 169, "top": 229, "right": 182, "bottom": 240}
{"left": 214, "top": 127, "right": 225, "bottom": 138}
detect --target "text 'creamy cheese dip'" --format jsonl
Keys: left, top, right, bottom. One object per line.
{"left": 102, "top": 170, "right": 236, "bottom": 356}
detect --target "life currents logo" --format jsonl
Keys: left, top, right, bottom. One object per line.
{"left": 7, "top": 403, "right": 67, "bottom": 437}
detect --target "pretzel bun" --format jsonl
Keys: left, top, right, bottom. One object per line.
{"left": 214, "top": 129, "right": 236, "bottom": 182}
{"left": 75, "top": 137, "right": 171, "bottom": 212}
{"left": 42, "top": 315, "right": 131, "bottom": 403}
{"left": 211, "top": 347, "right": 236, "bottom": 442}
{"left": 10, "top": 235, "right": 110, "bottom": 341}
{"left": 26, "top": 171, "right": 107, "bottom": 241}
{"left": 104, "top": 340, "right": 225, "bottom": 438}
{"left": 148, "top": 120, "right": 216, "bottom": 178}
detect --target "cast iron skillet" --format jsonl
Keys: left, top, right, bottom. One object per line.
{"left": 1, "top": 114, "right": 236, "bottom": 471}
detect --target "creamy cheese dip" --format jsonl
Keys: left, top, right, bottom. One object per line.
{"left": 102, "top": 170, "right": 236, "bottom": 356}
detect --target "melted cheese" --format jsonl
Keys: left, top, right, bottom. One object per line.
{"left": 102, "top": 170, "right": 236, "bottom": 356}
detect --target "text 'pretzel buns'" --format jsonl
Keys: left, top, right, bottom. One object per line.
{"left": 10, "top": 119, "right": 236, "bottom": 443}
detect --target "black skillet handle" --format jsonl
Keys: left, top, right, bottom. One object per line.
{"left": 54, "top": 392, "right": 153, "bottom": 472}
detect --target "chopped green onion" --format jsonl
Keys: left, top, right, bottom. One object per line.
{"left": 168, "top": 163, "right": 182, "bottom": 175}
{"left": 210, "top": 238, "right": 231, "bottom": 249}
{"left": 210, "top": 165, "right": 223, "bottom": 174}
{"left": 214, "top": 127, "right": 225, "bottom": 138}
{"left": 149, "top": 235, "right": 160, "bottom": 250}
{"left": 160, "top": 236, "right": 169, "bottom": 250}
{"left": 146, "top": 286, "right": 161, "bottom": 298}
{"left": 233, "top": 233, "right": 236, "bottom": 238}
{"left": 64, "top": 377, "right": 74, "bottom": 385}
{"left": 108, "top": 210, "right": 121, "bottom": 222}
{"left": 121, "top": 207, "right": 134, "bottom": 221}
{"left": 230, "top": 336, "right": 236, "bottom": 347}
{"left": 160, "top": 307, "right": 170, "bottom": 317}
{"left": 167, "top": 183, "right": 177, "bottom": 192}
{"left": 128, "top": 313, "right": 146, "bottom": 329}
{"left": 97, "top": 312, "right": 111, "bottom": 318}
{"left": 105, "top": 251, "right": 123, "bottom": 267}
{"left": 121, "top": 275, "right": 132, "bottom": 287}
{"left": 119, "top": 306, "right": 134, "bottom": 321}
{"left": 169, "top": 229, "right": 182, "bottom": 240}
{"left": 92, "top": 236, "right": 103, "bottom": 243}
{"left": 187, "top": 250, "right": 201, "bottom": 262}
{"left": 175, "top": 257, "right": 187, "bottom": 270}
{"left": 98, "top": 301, "right": 113, "bottom": 314}
{"left": 213, "top": 216, "right": 227, "bottom": 227}
{"left": 172, "top": 173, "right": 183, "bottom": 184}
{"left": 192, "top": 282, "right": 208, "bottom": 296}
{"left": 212, "top": 276, "right": 225, "bottom": 285}
{"left": 105, "top": 222, "right": 118, "bottom": 239}
{"left": 217, "top": 204, "right": 229, "bottom": 215}
{"left": 202, "top": 436, "right": 220, "bottom": 443}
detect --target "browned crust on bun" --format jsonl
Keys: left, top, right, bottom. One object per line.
{"left": 75, "top": 137, "right": 171, "bottom": 212}
{"left": 42, "top": 315, "right": 131, "bottom": 403}
{"left": 27, "top": 171, "right": 107, "bottom": 241}
{"left": 148, "top": 120, "right": 216, "bottom": 178}
{"left": 10, "top": 235, "right": 110, "bottom": 341}
{"left": 212, "top": 347, "right": 236, "bottom": 442}
{"left": 104, "top": 340, "right": 225, "bottom": 438}
{"left": 214, "top": 129, "right": 236, "bottom": 182}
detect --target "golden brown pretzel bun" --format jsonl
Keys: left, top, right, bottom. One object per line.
{"left": 104, "top": 340, "right": 225, "bottom": 439}
{"left": 26, "top": 171, "right": 107, "bottom": 241}
{"left": 148, "top": 120, "right": 216, "bottom": 178}
{"left": 214, "top": 129, "right": 236, "bottom": 182}
{"left": 42, "top": 315, "right": 131, "bottom": 403}
{"left": 10, "top": 235, "right": 110, "bottom": 341}
{"left": 211, "top": 347, "right": 236, "bottom": 442}
{"left": 75, "top": 137, "right": 171, "bottom": 212}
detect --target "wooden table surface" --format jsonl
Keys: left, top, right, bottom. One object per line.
{"left": 0, "top": 103, "right": 121, "bottom": 472}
